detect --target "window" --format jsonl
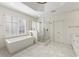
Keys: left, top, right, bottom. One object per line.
{"left": 32, "top": 21, "right": 40, "bottom": 32}
{"left": 18, "top": 18, "right": 26, "bottom": 34}
{"left": 5, "top": 15, "right": 26, "bottom": 37}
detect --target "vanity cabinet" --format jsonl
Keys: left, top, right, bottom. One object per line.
{"left": 72, "top": 34, "right": 79, "bottom": 56}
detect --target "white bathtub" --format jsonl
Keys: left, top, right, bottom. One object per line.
{"left": 5, "top": 36, "right": 35, "bottom": 53}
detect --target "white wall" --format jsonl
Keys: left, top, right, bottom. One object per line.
{"left": 51, "top": 9, "right": 79, "bottom": 45}
{"left": 64, "top": 9, "right": 79, "bottom": 44}
{"left": 38, "top": 8, "right": 79, "bottom": 45}
{"left": 0, "top": 6, "right": 35, "bottom": 49}
{"left": 34, "top": 8, "right": 79, "bottom": 44}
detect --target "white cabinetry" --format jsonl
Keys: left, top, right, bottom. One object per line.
{"left": 72, "top": 34, "right": 79, "bottom": 56}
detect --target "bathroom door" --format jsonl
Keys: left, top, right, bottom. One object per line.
{"left": 54, "top": 20, "right": 65, "bottom": 43}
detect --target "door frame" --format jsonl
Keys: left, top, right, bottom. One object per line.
{"left": 53, "top": 20, "right": 66, "bottom": 44}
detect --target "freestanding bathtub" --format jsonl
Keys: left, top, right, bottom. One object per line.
{"left": 5, "top": 36, "right": 35, "bottom": 53}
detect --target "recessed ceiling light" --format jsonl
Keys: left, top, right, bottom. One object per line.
{"left": 51, "top": 10, "right": 56, "bottom": 12}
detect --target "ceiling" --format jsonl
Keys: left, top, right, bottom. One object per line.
{"left": 1, "top": 2, "right": 79, "bottom": 17}
{"left": 44, "top": 2, "right": 66, "bottom": 12}
{"left": 23, "top": 2, "right": 79, "bottom": 14}
{"left": 23, "top": 2, "right": 45, "bottom": 11}
{"left": 0, "top": 2, "right": 43, "bottom": 17}
{"left": 23, "top": 2, "right": 66, "bottom": 12}
{"left": 57, "top": 2, "right": 79, "bottom": 13}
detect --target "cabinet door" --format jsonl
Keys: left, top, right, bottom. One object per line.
{"left": 54, "top": 20, "right": 65, "bottom": 43}
{"left": 72, "top": 36, "right": 79, "bottom": 56}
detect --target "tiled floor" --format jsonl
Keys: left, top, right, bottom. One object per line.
{"left": 0, "top": 47, "right": 11, "bottom": 57}
{"left": 0, "top": 41, "right": 76, "bottom": 57}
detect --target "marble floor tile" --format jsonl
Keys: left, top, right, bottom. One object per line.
{"left": 0, "top": 41, "right": 76, "bottom": 57}
{"left": 12, "top": 41, "right": 76, "bottom": 57}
